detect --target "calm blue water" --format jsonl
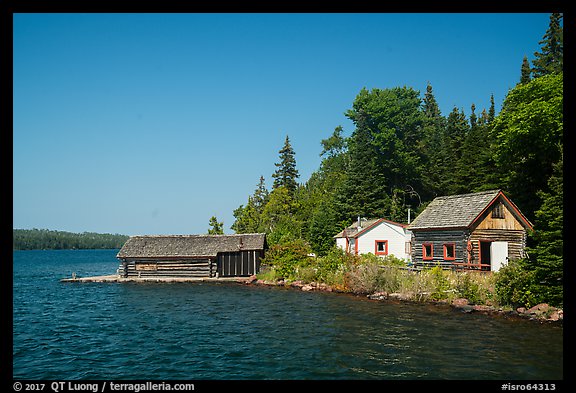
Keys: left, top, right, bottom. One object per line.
{"left": 13, "top": 250, "right": 563, "bottom": 380}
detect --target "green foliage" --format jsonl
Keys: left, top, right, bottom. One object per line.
{"left": 494, "top": 259, "right": 538, "bottom": 308}
{"left": 233, "top": 19, "right": 563, "bottom": 308}
{"left": 520, "top": 56, "right": 531, "bottom": 85}
{"left": 455, "top": 272, "right": 494, "bottom": 305}
{"left": 260, "top": 238, "right": 313, "bottom": 280}
{"left": 13, "top": 228, "right": 129, "bottom": 250}
{"left": 428, "top": 266, "right": 452, "bottom": 301}
{"left": 340, "top": 86, "right": 425, "bottom": 220}
{"left": 207, "top": 216, "right": 224, "bottom": 235}
{"left": 524, "top": 155, "right": 563, "bottom": 307}
{"left": 231, "top": 176, "right": 269, "bottom": 234}
{"left": 491, "top": 72, "right": 563, "bottom": 219}
{"left": 272, "top": 135, "right": 299, "bottom": 194}
{"left": 344, "top": 254, "right": 387, "bottom": 294}
{"left": 260, "top": 186, "right": 301, "bottom": 237}
{"left": 532, "top": 13, "right": 563, "bottom": 78}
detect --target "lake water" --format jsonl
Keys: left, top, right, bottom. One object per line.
{"left": 13, "top": 250, "right": 563, "bottom": 380}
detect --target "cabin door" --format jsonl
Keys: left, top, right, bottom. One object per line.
{"left": 479, "top": 241, "right": 492, "bottom": 270}
{"left": 490, "top": 241, "right": 508, "bottom": 272}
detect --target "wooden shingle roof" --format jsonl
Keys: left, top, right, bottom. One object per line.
{"left": 407, "top": 189, "right": 532, "bottom": 231}
{"left": 117, "top": 233, "right": 266, "bottom": 259}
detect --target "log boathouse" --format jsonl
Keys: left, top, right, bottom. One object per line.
{"left": 407, "top": 190, "right": 533, "bottom": 272}
{"left": 116, "top": 233, "right": 266, "bottom": 278}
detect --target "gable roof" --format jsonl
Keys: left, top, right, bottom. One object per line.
{"left": 117, "top": 233, "right": 266, "bottom": 259}
{"left": 407, "top": 189, "right": 533, "bottom": 231}
{"left": 334, "top": 218, "right": 408, "bottom": 239}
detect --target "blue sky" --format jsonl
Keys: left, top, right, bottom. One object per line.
{"left": 13, "top": 13, "right": 552, "bottom": 235}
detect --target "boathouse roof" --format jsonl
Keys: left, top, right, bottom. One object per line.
{"left": 407, "top": 189, "right": 532, "bottom": 231}
{"left": 117, "top": 233, "right": 267, "bottom": 259}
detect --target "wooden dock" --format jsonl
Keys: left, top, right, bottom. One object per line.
{"left": 60, "top": 274, "right": 254, "bottom": 284}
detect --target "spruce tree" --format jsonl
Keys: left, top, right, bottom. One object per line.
{"left": 461, "top": 103, "right": 496, "bottom": 192}
{"left": 423, "top": 82, "right": 442, "bottom": 119}
{"left": 420, "top": 82, "right": 445, "bottom": 199}
{"left": 252, "top": 175, "right": 269, "bottom": 212}
{"left": 487, "top": 94, "right": 495, "bottom": 124}
{"left": 443, "top": 107, "right": 470, "bottom": 194}
{"left": 339, "top": 112, "right": 390, "bottom": 219}
{"left": 342, "top": 86, "right": 424, "bottom": 219}
{"left": 231, "top": 176, "right": 269, "bottom": 234}
{"left": 525, "top": 153, "right": 563, "bottom": 306}
{"left": 520, "top": 55, "right": 532, "bottom": 85}
{"left": 207, "top": 216, "right": 224, "bottom": 235}
{"left": 532, "top": 13, "right": 563, "bottom": 78}
{"left": 469, "top": 103, "right": 478, "bottom": 129}
{"left": 272, "top": 135, "right": 299, "bottom": 194}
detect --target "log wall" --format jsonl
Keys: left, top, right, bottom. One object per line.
{"left": 469, "top": 229, "right": 527, "bottom": 261}
{"left": 411, "top": 230, "right": 467, "bottom": 269}
{"left": 119, "top": 258, "right": 216, "bottom": 278}
{"left": 411, "top": 228, "right": 528, "bottom": 271}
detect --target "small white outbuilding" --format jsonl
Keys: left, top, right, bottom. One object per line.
{"left": 334, "top": 218, "right": 412, "bottom": 262}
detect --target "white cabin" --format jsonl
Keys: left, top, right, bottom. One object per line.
{"left": 334, "top": 218, "right": 412, "bottom": 261}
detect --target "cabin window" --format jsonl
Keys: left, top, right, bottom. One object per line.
{"left": 492, "top": 202, "right": 505, "bottom": 219}
{"left": 422, "top": 243, "right": 433, "bottom": 260}
{"left": 375, "top": 240, "right": 388, "bottom": 255}
{"left": 443, "top": 243, "right": 456, "bottom": 261}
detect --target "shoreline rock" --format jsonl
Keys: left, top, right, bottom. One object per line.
{"left": 244, "top": 276, "right": 562, "bottom": 324}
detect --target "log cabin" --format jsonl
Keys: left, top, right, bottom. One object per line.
{"left": 334, "top": 217, "right": 412, "bottom": 261}
{"left": 116, "top": 233, "right": 266, "bottom": 278}
{"left": 407, "top": 190, "right": 533, "bottom": 272}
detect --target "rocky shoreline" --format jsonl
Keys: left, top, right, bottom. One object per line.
{"left": 241, "top": 275, "right": 563, "bottom": 324}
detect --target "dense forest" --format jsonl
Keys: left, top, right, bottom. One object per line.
{"left": 13, "top": 228, "right": 129, "bottom": 250}
{"left": 229, "top": 13, "right": 563, "bottom": 306}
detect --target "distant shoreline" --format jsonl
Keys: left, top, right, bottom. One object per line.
{"left": 13, "top": 228, "right": 129, "bottom": 250}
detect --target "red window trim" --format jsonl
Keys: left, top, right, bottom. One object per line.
{"left": 443, "top": 243, "right": 456, "bottom": 261}
{"left": 422, "top": 243, "right": 434, "bottom": 260}
{"left": 375, "top": 240, "right": 388, "bottom": 255}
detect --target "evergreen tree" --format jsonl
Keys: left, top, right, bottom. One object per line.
{"left": 272, "top": 135, "right": 299, "bottom": 194}
{"left": 231, "top": 176, "right": 269, "bottom": 233}
{"left": 302, "top": 126, "right": 350, "bottom": 255}
{"left": 442, "top": 107, "right": 470, "bottom": 194}
{"left": 423, "top": 82, "right": 442, "bottom": 119}
{"left": 260, "top": 186, "right": 300, "bottom": 239}
{"left": 339, "top": 111, "right": 390, "bottom": 219}
{"left": 520, "top": 55, "right": 532, "bottom": 84}
{"left": 532, "top": 13, "right": 563, "bottom": 78}
{"left": 341, "top": 87, "right": 425, "bottom": 220}
{"left": 525, "top": 152, "right": 563, "bottom": 306}
{"left": 231, "top": 202, "right": 257, "bottom": 234}
{"left": 469, "top": 103, "right": 478, "bottom": 129}
{"left": 420, "top": 82, "right": 446, "bottom": 199}
{"left": 460, "top": 102, "right": 498, "bottom": 192}
{"left": 487, "top": 94, "right": 495, "bottom": 124}
{"left": 207, "top": 216, "right": 224, "bottom": 235}
{"left": 252, "top": 175, "right": 269, "bottom": 212}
